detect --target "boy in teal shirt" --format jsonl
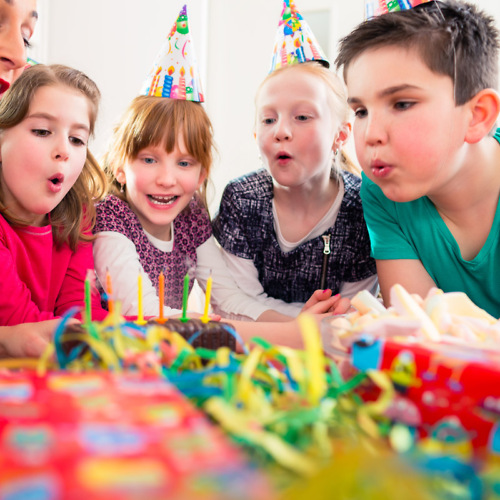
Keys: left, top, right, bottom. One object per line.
{"left": 336, "top": 1, "right": 500, "bottom": 317}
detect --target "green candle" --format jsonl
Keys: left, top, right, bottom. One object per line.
{"left": 180, "top": 272, "right": 190, "bottom": 323}
{"left": 84, "top": 270, "right": 92, "bottom": 325}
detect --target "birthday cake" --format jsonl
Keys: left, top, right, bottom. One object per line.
{"left": 149, "top": 318, "right": 237, "bottom": 350}
{"left": 63, "top": 317, "right": 237, "bottom": 355}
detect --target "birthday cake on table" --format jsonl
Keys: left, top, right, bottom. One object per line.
{"left": 148, "top": 318, "right": 237, "bottom": 350}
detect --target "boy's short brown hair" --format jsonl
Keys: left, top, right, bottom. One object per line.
{"left": 335, "top": 0, "right": 499, "bottom": 105}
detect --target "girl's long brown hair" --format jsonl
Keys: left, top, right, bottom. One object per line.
{"left": 0, "top": 64, "right": 107, "bottom": 251}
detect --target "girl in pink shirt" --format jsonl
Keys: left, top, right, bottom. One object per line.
{"left": 0, "top": 64, "right": 107, "bottom": 350}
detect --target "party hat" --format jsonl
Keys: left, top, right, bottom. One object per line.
{"left": 140, "top": 5, "right": 204, "bottom": 102}
{"left": 269, "top": 0, "right": 329, "bottom": 72}
{"left": 365, "top": 0, "right": 433, "bottom": 20}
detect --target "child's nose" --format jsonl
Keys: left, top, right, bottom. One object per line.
{"left": 274, "top": 118, "right": 292, "bottom": 142}
{"left": 53, "top": 142, "right": 69, "bottom": 161}
{"left": 156, "top": 166, "right": 176, "bottom": 186}
{"left": 364, "top": 114, "right": 388, "bottom": 146}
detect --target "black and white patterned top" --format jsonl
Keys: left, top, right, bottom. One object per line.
{"left": 212, "top": 168, "right": 376, "bottom": 304}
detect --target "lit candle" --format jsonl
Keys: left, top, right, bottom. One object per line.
{"left": 157, "top": 271, "right": 167, "bottom": 324}
{"left": 189, "top": 67, "right": 199, "bottom": 101}
{"left": 280, "top": 41, "right": 287, "bottom": 67}
{"left": 136, "top": 273, "right": 147, "bottom": 325}
{"left": 180, "top": 272, "right": 190, "bottom": 323}
{"left": 106, "top": 269, "right": 114, "bottom": 315}
{"left": 307, "top": 37, "right": 321, "bottom": 60}
{"left": 84, "top": 269, "right": 92, "bottom": 325}
{"left": 201, "top": 271, "right": 212, "bottom": 323}
{"left": 294, "top": 37, "right": 306, "bottom": 63}
{"left": 178, "top": 67, "right": 186, "bottom": 99}
{"left": 149, "top": 66, "right": 162, "bottom": 96}
{"left": 162, "top": 66, "right": 174, "bottom": 98}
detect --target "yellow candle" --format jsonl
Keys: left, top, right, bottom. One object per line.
{"left": 136, "top": 273, "right": 147, "bottom": 325}
{"left": 201, "top": 272, "right": 212, "bottom": 323}
{"left": 157, "top": 271, "right": 167, "bottom": 323}
{"left": 106, "top": 270, "right": 114, "bottom": 314}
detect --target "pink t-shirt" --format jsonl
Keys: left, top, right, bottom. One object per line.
{"left": 0, "top": 215, "right": 107, "bottom": 325}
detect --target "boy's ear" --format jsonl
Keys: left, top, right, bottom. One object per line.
{"left": 464, "top": 88, "right": 500, "bottom": 144}
{"left": 333, "top": 122, "right": 352, "bottom": 151}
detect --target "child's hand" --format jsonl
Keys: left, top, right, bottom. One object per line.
{"left": 0, "top": 319, "right": 62, "bottom": 358}
{"left": 301, "top": 289, "right": 351, "bottom": 316}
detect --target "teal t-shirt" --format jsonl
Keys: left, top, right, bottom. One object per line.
{"left": 360, "top": 130, "right": 500, "bottom": 318}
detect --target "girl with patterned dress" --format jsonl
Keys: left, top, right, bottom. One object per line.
{"left": 213, "top": 62, "right": 378, "bottom": 317}
{"left": 93, "top": 96, "right": 338, "bottom": 348}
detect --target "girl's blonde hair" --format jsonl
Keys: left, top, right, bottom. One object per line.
{"left": 103, "top": 96, "right": 214, "bottom": 210}
{"left": 255, "top": 62, "right": 361, "bottom": 176}
{"left": 0, "top": 64, "right": 107, "bottom": 251}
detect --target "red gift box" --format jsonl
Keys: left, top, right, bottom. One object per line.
{"left": 0, "top": 371, "right": 273, "bottom": 500}
{"left": 352, "top": 338, "right": 500, "bottom": 460}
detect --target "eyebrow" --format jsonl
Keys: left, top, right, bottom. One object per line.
{"left": 27, "top": 112, "right": 90, "bottom": 133}
{"left": 4, "top": 0, "right": 38, "bottom": 19}
{"left": 348, "top": 84, "right": 422, "bottom": 105}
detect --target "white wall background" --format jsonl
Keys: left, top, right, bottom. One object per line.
{"left": 30, "top": 0, "right": 500, "bottom": 214}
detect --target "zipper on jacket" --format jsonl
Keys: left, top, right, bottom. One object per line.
{"left": 320, "top": 234, "right": 331, "bottom": 290}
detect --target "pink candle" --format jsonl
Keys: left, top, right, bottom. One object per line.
{"left": 178, "top": 67, "right": 186, "bottom": 100}
{"left": 307, "top": 38, "right": 321, "bottom": 60}
{"left": 280, "top": 41, "right": 287, "bottom": 66}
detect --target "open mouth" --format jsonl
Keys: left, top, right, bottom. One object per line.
{"left": 276, "top": 152, "right": 292, "bottom": 161}
{"left": 49, "top": 174, "right": 64, "bottom": 186}
{"left": 147, "top": 194, "right": 178, "bottom": 206}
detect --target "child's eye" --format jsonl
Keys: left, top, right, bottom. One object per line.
{"left": 262, "top": 117, "right": 275, "bottom": 125}
{"left": 32, "top": 129, "right": 50, "bottom": 136}
{"left": 142, "top": 157, "right": 156, "bottom": 165}
{"left": 178, "top": 160, "right": 191, "bottom": 168}
{"left": 295, "top": 115, "right": 310, "bottom": 122}
{"left": 23, "top": 38, "right": 31, "bottom": 49}
{"left": 353, "top": 108, "right": 368, "bottom": 119}
{"left": 394, "top": 101, "right": 415, "bottom": 111}
{"left": 70, "top": 136, "right": 86, "bottom": 146}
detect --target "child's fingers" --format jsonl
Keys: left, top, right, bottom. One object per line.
{"left": 301, "top": 289, "right": 335, "bottom": 312}
{"left": 330, "top": 297, "right": 351, "bottom": 315}
{"left": 302, "top": 295, "right": 341, "bottom": 315}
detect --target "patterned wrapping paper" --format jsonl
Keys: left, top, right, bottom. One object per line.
{"left": 352, "top": 338, "right": 500, "bottom": 459}
{"left": 0, "top": 370, "right": 273, "bottom": 500}
{"left": 140, "top": 4, "right": 204, "bottom": 102}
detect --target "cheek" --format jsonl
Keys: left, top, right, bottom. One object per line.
{"left": 182, "top": 171, "right": 204, "bottom": 193}
{"left": 256, "top": 130, "right": 271, "bottom": 154}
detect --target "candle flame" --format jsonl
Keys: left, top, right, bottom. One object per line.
{"left": 180, "top": 66, "right": 185, "bottom": 77}
{"left": 168, "top": 66, "right": 175, "bottom": 75}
